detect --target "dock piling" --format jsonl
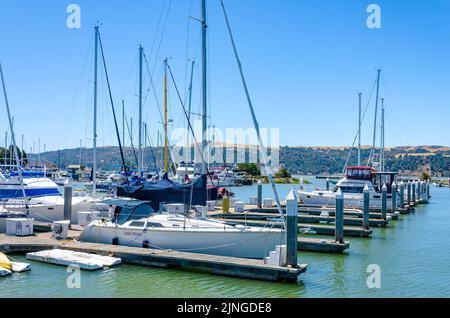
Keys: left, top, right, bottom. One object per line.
{"left": 426, "top": 181, "right": 430, "bottom": 198}
{"left": 335, "top": 189, "right": 344, "bottom": 243}
{"left": 416, "top": 181, "right": 420, "bottom": 201}
{"left": 326, "top": 177, "right": 330, "bottom": 191}
{"left": 257, "top": 180, "right": 262, "bottom": 209}
{"left": 412, "top": 181, "right": 416, "bottom": 203}
{"left": 63, "top": 183, "right": 73, "bottom": 225}
{"left": 399, "top": 181, "right": 405, "bottom": 209}
{"left": 391, "top": 181, "right": 397, "bottom": 213}
{"left": 381, "top": 183, "right": 387, "bottom": 220}
{"left": 363, "top": 184, "right": 370, "bottom": 230}
{"left": 299, "top": 178, "right": 304, "bottom": 191}
{"left": 407, "top": 182, "right": 412, "bottom": 210}
{"left": 286, "top": 190, "right": 298, "bottom": 268}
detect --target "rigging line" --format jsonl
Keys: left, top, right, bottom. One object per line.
{"left": 143, "top": 53, "right": 164, "bottom": 130}
{"left": 221, "top": 0, "right": 284, "bottom": 225}
{"left": 124, "top": 112, "right": 139, "bottom": 168}
{"left": 184, "top": 0, "right": 194, "bottom": 100}
{"left": 83, "top": 54, "right": 94, "bottom": 153}
{"left": 120, "top": 50, "right": 139, "bottom": 101}
{"left": 380, "top": 74, "right": 410, "bottom": 146}
{"left": 59, "top": 32, "right": 95, "bottom": 149}
{"left": 147, "top": 0, "right": 167, "bottom": 69}
{"left": 145, "top": 127, "right": 158, "bottom": 169}
{"left": 0, "top": 63, "right": 29, "bottom": 212}
{"left": 150, "top": 0, "right": 173, "bottom": 77}
{"left": 367, "top": 71, "right": 384, "bottom": 166}
{"left": 143, "top": 53, "right": 179, "bottom": 178}
{"left": 97, "top": 33, "right": 128, "bottom": 177}
{"left": 341, "top": 78, "right": 378, "bottom": 174}
{"left": 142, "top": 53, "right": 177, "bottom": 168}
{"left": 166, "top": 62, "right": 216, "bottom": 186}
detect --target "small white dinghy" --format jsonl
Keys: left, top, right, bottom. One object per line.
{"left": 11, "top": 261, "right": 31, "bottom": 272}
{"left": 26, "top": 249, "right": 121, "bottom": 271}
{"left": 0, "top": 267, "right": 12, "bottom": 277}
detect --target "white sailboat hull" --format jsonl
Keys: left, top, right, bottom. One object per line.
{"left": 80, "top": 223, "right": 286, "bottom": 259}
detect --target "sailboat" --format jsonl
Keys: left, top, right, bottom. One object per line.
{"left": 298, "top": 70, "right": 401, "bottom": 210}
{"left": 80, "top": 1, "right": 287, "bottom": 259}
{"left": 0, "top": 63, "right": 104, "bottom": 224}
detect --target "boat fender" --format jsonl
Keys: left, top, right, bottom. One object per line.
{"left": 112, "top": 237, "right": 119, "bottom": 245}
{"left": 142, "top": 240, "right": 150, "bottom": 248}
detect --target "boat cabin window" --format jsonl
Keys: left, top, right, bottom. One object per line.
{"left": 115, "top": 203, "right": 155, "bottom": 225}
{"left": 346, "top": 168, "right": 372, "bottom": 180}
{"left": 129, "top": 221, "right": 145, "bottom": 227}
{"left": 146, "top": 222, "right": 163, "bottom": 228}
{"left": 339, "top": 186, "right": 364, "bottom": 194}
{"left": 372, "top": 173, "right": 397, "bottom": 193}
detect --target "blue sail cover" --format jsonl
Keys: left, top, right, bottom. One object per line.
{"left": 116, "top": 174, "right": 208, "bottom": 207}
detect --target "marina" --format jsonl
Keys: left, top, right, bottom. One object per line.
{"left": 0, "top": 180, "right": 448, "bottom": 297}
{"left": 0, "top": 0, "right": 449, "bottom": 302}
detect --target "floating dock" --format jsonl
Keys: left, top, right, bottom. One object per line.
{"left": 0, "top": 232, "right": 307, "bottom": 283}
{"left": 211, "top": 211, "right": 388, "bottom": 227}
{"left": 26, "top": 249, "right": 121, "bottom": 270}
{"left": 237, "top": 205, "right": 399, "bottom": 220}
{"left": 297, "top": 237, "right": 349, "bottom": 253}
{"left": 215, "top": 218, "right": 372, "bottom": 237}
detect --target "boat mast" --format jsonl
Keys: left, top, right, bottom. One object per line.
{"left": 93, "top": 24, "right": 99, "bottom": 196}
{"left": 164, "top": 58, "right": 169, "bottom": 173}
{"left": 79, "top": 139, "right": 82, "bottom": 170}
{"left": 358, "top": 92, "right": 362, "bottom": 166}
{"left": 381, "top": 97, "right": 385, "bottom": 172}
{"left": 122, "top": 100, "right": 125, "bottom": 150}
{"left": 220, "top": 0, "right": 285, "bottom": 225}
{"left": 186, "top": 60, "right": 195, "bottom": 170}
{"left": 144, "top": 122, "right": 147, "bottom": 171}
{"left": 138, "top": 45, "right": 143, "bottom": 175}
{"left": 369, "top": 69, "right": 381, "bottom": 167}
{"left": 0, "top": 62, "right": 28, "bottom": 206}
{"left": 201, "top": 0, "right": 207, "bottom": 175}
{"left": 21, "top": 134, "right": 24, "bottom": 166}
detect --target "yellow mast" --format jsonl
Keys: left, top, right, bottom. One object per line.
{"left": 164, "top": 58, "right": 168, "bottom": 173}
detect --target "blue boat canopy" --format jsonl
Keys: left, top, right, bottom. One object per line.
{"left": 9, "top": 171, "right": 47, "bottom": 178}
{"left": 116, "top": 174, "right": 207, "bottom": 208}
{"left": 102, "top": 198, "right": 156, "bottom": 225}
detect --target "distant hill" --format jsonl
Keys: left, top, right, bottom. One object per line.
{"left": 34, "top": 145, "right": 450, "bottom": 177}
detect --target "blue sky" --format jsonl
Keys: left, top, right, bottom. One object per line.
{"left": 0, "top": 0, "right": 449, "bottom": 152}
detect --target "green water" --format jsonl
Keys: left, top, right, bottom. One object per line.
{"left": 1, "top": 177, "right": 449, "bottom": 298}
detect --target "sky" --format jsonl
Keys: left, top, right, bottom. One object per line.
{"left": 0, "top": 0, "right": 449, "bottom": 152}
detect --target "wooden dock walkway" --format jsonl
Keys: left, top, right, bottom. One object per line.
{"left": 0, "top": 233, "right": 307, "bottom": 283}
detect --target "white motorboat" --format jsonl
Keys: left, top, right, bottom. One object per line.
{"left": 0, "top": 171, "right": 103, "bottom": 223}
{"left": 53, "top": 170, "right": 72, "bottom": 186}
{"left": 298, "top": 166, "right": 400, "bottom": 210}
{"left": 80, "top": 198, "right": 286, "bottom": 259}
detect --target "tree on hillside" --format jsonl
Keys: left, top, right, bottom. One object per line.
{"left": 236, "top": 163, "right": 261, "bottom": 176}
{"left": 0, "top": 146, "right": 28, "bottom": 166}
{"left": 274, "top": 166, "right": 291, "bottom": 178}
